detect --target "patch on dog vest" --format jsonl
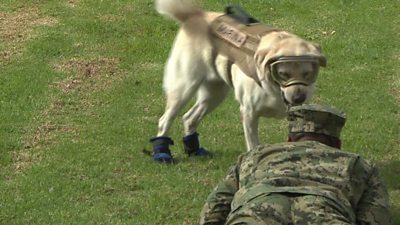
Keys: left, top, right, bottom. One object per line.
{"left": 211, "top": 15, "right": 279, "bottom": 55}
{"left": 214, "top": 22, "right": 247, "bottom": 48}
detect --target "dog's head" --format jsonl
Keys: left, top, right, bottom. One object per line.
{"left": 254, "top": 33, "right": 326, "bottom": 106}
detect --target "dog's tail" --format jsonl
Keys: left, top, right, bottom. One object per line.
{"left": 155, "top": 0, "right": 203, "bottom": 22}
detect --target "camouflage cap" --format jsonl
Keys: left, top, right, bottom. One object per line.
{"left": 287, "top": 104, "right": 346, "bottom": 138}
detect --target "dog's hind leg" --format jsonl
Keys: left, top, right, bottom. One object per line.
{"left": 182, "top": 81, "right": 229, "bottom": 156}
{"left": 157, "top": 89, "right": 196, "bottom": 137}
{"left": 151, "top": 54, "right": 207, "bottom": 162}
{"left": 151, "top": 81, "right": 201, "bottom": 163}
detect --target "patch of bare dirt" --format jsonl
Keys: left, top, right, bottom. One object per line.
{"left": 0, "top": 7, "right": 62, "bottom": 174}
{"left": 14, "top": 120, "right": 76, "bottom": 173}
{"left": 0, "top": 7, "right": 58, "bottom": 65}
{"left": 13, "top": 150, "right": 40, "bottom": 173}
{"left": 52, "top": 57, "right": 121, "bottom": 93}
{"left": 0, "top": 7, "right": 58, "bottom": 41}
{"left": 15, "top": 122, "right": 60, "bottom": 172}
{"left": 13, "top": 57, "right": 123, "bottom": 173}
{"left": 14, "top": 106, "right": 78, "bottom": 173}
{"left": 23, "top": 121, "right": 68, "bottom": 150}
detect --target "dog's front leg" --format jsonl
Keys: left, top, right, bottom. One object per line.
{"left": 241, "top": 107, "right": 260, "bottom": 151}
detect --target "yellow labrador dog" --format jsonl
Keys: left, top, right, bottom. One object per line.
{"left": 150, "top": 0, "right": 326, "bottom": 163}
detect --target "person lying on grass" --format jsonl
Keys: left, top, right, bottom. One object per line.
{"left": 199, "top": 104, "right": 391, "bottom": 225}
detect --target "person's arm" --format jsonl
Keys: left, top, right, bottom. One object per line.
{"left": 355, "top": 162, "right": 392, "bottom": 225}
{"left": 198, "top": 164, "right": 240, "bottom": 225}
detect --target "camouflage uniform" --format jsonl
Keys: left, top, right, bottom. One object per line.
{"left": 198, "top": 104, "right": 391, "bottom": 225}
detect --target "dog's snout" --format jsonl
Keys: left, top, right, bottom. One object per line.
{"left": 292, "top": 93, "right": 306, "bottom": 104}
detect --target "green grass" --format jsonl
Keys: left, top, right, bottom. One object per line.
{"left": 0, "top": 0, "right": 399, "bottom": 224}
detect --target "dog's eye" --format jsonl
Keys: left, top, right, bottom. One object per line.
{"left": 302, "top": 72, "right": 310, "bottom": 79}
{"left": 278, "top": 71, "right": 290, "bottom": 79}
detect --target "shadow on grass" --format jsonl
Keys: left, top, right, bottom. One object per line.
{"left": 377, "top": 160, "right": 400, "bottom": 223}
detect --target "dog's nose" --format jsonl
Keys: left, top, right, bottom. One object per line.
{"left": 292, "top": 93, "right": 306, "bottom": 104}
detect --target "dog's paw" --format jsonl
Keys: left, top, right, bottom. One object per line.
{"left": 192, "top": 147, "right": 213, "bottom": 157}
{"left": 153, "top": 153, "right": 175, "bottom": 164}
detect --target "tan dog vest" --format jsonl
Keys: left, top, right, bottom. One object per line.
{"left": 210, "top": 15, "right": 280, "bottom": 84}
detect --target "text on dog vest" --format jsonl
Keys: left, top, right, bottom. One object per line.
{"left": 215, "top": 22, "right": 247, "bottom": 48}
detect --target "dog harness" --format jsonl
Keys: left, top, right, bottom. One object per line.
{"left": 210, "top": 10, "right": 280, "bottom": 85}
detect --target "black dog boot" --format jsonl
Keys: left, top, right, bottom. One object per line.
{"left": 183, "top": 132, "right": 211, "bottom": 157}
{"left": 150, "top": 136, "right": 175, "bottom": 163}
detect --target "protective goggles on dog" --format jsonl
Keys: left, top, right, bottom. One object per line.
{"left": 268, "top": 56, "right": 322, "bottom": 87}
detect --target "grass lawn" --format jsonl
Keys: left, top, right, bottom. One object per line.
{"left": 0, "top": 0, "right": 399, "bottom": 224}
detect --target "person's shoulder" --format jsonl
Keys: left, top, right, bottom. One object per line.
{"left": 351, "top": 154, "right": 375, "bottom": 173}
{"left": 259, "top": 141, "right": 362, "bottom": 158}
{"left": 249, "top": 141, "right": 323, "bottom": 152}
{"left": 253, "top": 142, "right": 297, "bottom": 151}
{"left": 247, "top": 141, "right": 363, "bottom": 159}
{"left": 256, "top": 141, "right": 330, "bottom": 151}
{"left": 248, "top": 142, "right": 310, "bottom": 156}
{"left": 309, "top": 141, "right": 364, "bottom": 159}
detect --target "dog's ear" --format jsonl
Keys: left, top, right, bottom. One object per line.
{"left": 318, "top": 55, "right": 327, "bottom": 67}
{"left": 254, "top": 48, "right": 276, "bottom": 87}
{"left": 313, "top": 43, "right": 322, "bottom": 52}
{"left": 313, "top": 43, "right": 327, "bottom": 67}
